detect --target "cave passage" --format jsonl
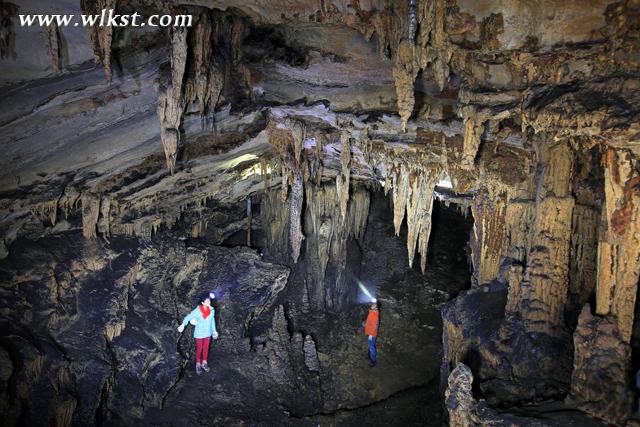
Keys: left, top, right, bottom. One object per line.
{"left": 0, "top": 188, "right": 473, "bottom": 426}
{"left": 2, "top": 1, "right": 640, "bottom": 426}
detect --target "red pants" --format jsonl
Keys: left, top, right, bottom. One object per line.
{"left": 195, "top": 337, "right": 211, "bottom": 364}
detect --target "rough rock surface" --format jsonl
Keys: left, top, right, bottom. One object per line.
{"left": 0, "top": 192, "right": 473, "bottom": 425}
{"left": 445, "top": 363, "right": 608, "bottom": 427}
{"left": 1, "top": 0, "right": 639, "bottom": 425}
{"left": 566, "top": 305, "right": 634, "bottom": 425}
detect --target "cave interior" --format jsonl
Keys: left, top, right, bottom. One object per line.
{"left": 1, "top": 0, "right": 640, "bottom": 426}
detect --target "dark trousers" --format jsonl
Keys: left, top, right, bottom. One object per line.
{"left": 368, "top": 336, "right": 377, "bottom": 364}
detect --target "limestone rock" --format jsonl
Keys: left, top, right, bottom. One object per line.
{"left": 566, "top": 305, "right": 634, "bottom": 426}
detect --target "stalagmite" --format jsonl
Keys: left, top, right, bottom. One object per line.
{"left": 504, "top": 200, "right": 535, "bottom": 263}
{"left": 595, "top": 148, "right": 640, "bottom": 343}
{"left": 157, "top": 28, "right": 188, "bottom": 174}
{"left": 566, "top": 305, "right": 633, "bottom": 425}
{"left": 80, "top": 0, "right": 115, "bottom": 81}
{"left": 520, "top": 141, "right": 575, "bottom": 334}
{"left": 42, "top": 23, "right": 60, "bottom": 73}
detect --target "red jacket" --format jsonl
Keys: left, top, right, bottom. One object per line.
{"left": 365, "top": 309, "right": 379, "bottom": 337}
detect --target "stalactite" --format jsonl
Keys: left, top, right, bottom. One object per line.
{"left": 110, "top": 217, "right": 163, "bottom": 239}
{"left": 81, "top": 194, "right": 101, "bottom": 239}
{"left": 54, "top": 399, "right": 77, "bottom": 427}
{"left": 246, "top": 197, "right": 252, "bottom": 247}
{"left": 157, "top": 28, "right": 187, "bottom": 174}
{"left": 267, "top": 118, "right": 307, "bottom": 263}
{"left": 30, "top": 200, "right": 58, "bottom": 226}
{"left": 392, "top": 41, "right": 417, "bottom": 132}
{"left": 289, "top": 171, "right": 304, "bottom": 263}
{"left": 391, "top": 163, "right": 409, "bottom": 235}
{"left": 405, "top": 172, "right": 438, "bottom": 272}
{"left": 80, "top": 0, "right": 115, "bottom": 81}
{"left": 461, "top": 107, "right": 485, "bottom": 170}
{"left": 407, "top": 0, "right": 417, "bottom": 46}
{"left": 470, "top": 192, "right": 508, "bottom": 285}
{"left": 261, "top": 189, "right": 290, "bottom": 261}
{"left": 595, "top": 148, "right": 640, "bottom": 343}
{"left": 336, "top": 131, "right": 351, "bottom": 222}
{"left": 280, "top": 164, "right": 289, "bottom": 201}
{"left": 314, "top": 134, "right": 325, "bottom": 186}
{"left": 98, "top": 196, "right": 111, "bottom": 236}
{"left": 185, "top": 11, "right": 224, "bottom": 122}
{"left": 305, "top": 184, "right": 370, "bottom": 309}
{"left": 0, "top": 2, "right": 18, "bottom": 59}
{"left": 381, "top": 147, "right": 444, "bottom": 272}
{"left": 42, "top": 23, "right": 60, "bottom": 73}
{"left": 190, "top": 219, "right": 208, "bottom": 238}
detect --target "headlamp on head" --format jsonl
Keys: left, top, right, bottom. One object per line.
{"left": 371, "top": 298, "right": 377, "bottom": 304}
{"left": 209, "top": 292, "right": 215, "bottom": 300}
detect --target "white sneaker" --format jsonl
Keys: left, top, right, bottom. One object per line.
{"left": 196, "top": 363, "right": 202, "bottom": 375}
{"left": 201, "top": 362, "right": 210, "bottom": 372}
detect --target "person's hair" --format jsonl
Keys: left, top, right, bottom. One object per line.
{"left": 198, "top": 294, "right": 211, "bottom": 305}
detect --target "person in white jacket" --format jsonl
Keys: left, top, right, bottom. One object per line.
{"left": 178, "top": 293, "right": 219, "bottom": 374}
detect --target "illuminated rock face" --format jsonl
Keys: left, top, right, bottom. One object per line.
{"left": 1, "top": 0, "right": 640, "bottom": 425}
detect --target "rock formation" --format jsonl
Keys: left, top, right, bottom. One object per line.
{"left": 1, "top": 0, "right": 639, "bottom": 425}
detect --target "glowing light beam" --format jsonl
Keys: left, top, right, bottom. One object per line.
{"left": 357, "top": 280, "right": 376, "bottom": 303}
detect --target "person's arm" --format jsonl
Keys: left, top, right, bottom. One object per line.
{"left": 178, "top": 308, "right": 198, "bottom": 332}
{"left": 211, "top": 308, "right": 219, "bottom": 338}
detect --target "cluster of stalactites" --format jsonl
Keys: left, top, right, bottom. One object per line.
{"left": 157, "top": 28, "right": 188, "bottom": 175}
{"left": 305, "top": 184, "right": 369, "bottom": 286}
{"left": 267, "top": 117, "right": 307, "bottom": 263}
{"left": 392, "top": 0, "right": 451, "bottom": 132}
{"left": 183, "top": 11, "right": 225, "bottom": 125}
{"left": 383, "top": 156, "right": 444, "bottom": 273}
{"left": 80, "top": 0, "right": 116, "bottom": 81}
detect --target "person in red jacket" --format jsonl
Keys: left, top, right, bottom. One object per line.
{"left": 364, "top": 300, "right": 380, "bottom": 367}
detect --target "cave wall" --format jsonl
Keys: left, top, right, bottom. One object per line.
{"left": 0, "top": 0, "right": 639, "bottom": 425}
